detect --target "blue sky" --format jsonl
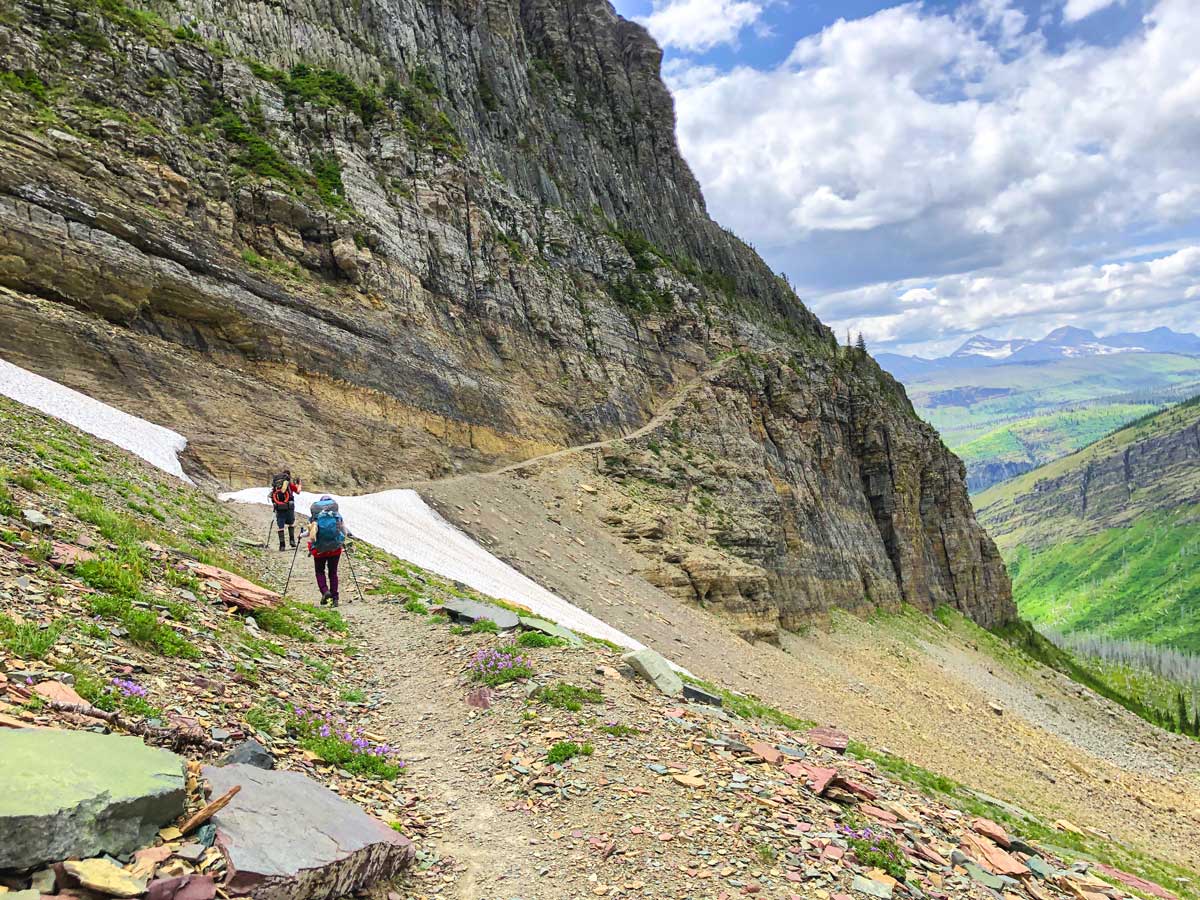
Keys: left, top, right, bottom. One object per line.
{"left": 609, "top": 0, "right": 1200, "bottom": 355}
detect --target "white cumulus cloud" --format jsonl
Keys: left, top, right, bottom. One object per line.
{"left": 666, "top": 0, "right": 1200, "bottom": 349}
{"left": 638, "top": 0, "right": 765, "bottom": 52}
{"left": 1062, "top": 0, "right": 1122, "bottom": 23}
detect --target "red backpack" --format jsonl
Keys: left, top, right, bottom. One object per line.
{"left": 270, "top": 473, "right": 293, "bottom": 507}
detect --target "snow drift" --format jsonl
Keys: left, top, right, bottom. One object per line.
{"left": 0, "top": 355, "right": 647, "bottom": 652}
{"left": 0, "top": 357, "right": 193, "bottom": 483}
{"left": 222, "top": 487, "right": 647, "bottom": 653}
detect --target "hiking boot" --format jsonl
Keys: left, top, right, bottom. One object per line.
{"left": 319, "top": 592, "right": 331, "bottom": 606}
{"left": 331, "top": 597, "right": 340, "bottom": 608}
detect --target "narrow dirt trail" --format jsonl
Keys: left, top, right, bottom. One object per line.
{"left": 402, "top": 354, "right": 735, "bottom": 490}
{"left": 225, "top": 501, "right": 564, "bottom": 899}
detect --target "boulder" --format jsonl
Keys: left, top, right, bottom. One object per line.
{"left": 21, "top": 508, "right": 53, "bottom": 531}
{"left": 431, "top": 597, "right": 518, "bottom": 630}
{"left": 621, "top": 649, "right": 683, "bottom": 696}
{"left": 0, "top": 729, "right": 186, "bottom": 870}
{"left": 518, "top": 616, "right": 583, "bottom": 646}
{"left": 202, "top": 764, "right": 414, "bottom": 900}
{"left": 219, "top": 739, "right": 275, "bottom": 770}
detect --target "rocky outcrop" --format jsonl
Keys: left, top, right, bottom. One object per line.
{"left": 0, "top": 0, "right": 1015, "bottom": 628}
{"left": 598, "top": 352, "right": 1014, "bottom": 635}
{"left": 967, "top": 460, "right": 1034, "bottom": 494}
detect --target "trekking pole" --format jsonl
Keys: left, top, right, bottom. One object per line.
{"left": 263, "top": 515, "right": 276, "bottom": 549}
{"left": 343, "top": 546, "right": 366, "bottom": 605}
{"left": 282, "top": 539, "right": 303, "bottom": 598}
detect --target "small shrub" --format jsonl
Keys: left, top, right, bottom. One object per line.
{"left": 427, "top": 613, "right": 449, "bottom": 626}
{"left": 0, "top": 614, "right": 66, "bottom": 659}
{"left": 470, "top": 618, "right": 499, "bottom": 634}
{"left": 535, "top": 682, "right": 602, "bottom": 712}
{"left": 340, "top": 687, "right": 365, "bottom": 703}
{"left": 245, "top": 704, "right": 281, "bottom": 734}
{"left": 404, "top": 598, "right": 429, "bottom": 615}
{"left": 253, "top": 607, "right": 315, "bottom": 642}
{"left": 516, "top": 631, "right": 565, "bottom": 648}
{"left": 288, "top": 706, "right": 403, "bottom": 779}
{"left": 599, "top": 723, "right": 638, "bottom": 738}
{"left": 467, "top": 645, "right": 534, "bottom": 686}
{"left": 842, "top": 827, "right": 907, "bottom": 880}
{"left": 546, "top": 741, "right": 593, "bottom": 765}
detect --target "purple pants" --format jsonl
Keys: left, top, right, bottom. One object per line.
{"left": 314, "top": 555, "right": 340, "bottom": 601}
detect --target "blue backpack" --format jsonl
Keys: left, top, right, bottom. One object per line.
{"left": 313, "top": 510, "right": 345, "bottom": 553}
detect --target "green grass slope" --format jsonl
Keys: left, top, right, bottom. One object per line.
{"left": 1008, "top": 509, "right": 1200, "bottom": 652}
{"left": 977, "top": 395, "right": 1200, "bottom": 653}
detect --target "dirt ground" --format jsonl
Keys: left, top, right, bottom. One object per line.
{"left": 414, "top": 458, "right": 1200, "bottom": 875}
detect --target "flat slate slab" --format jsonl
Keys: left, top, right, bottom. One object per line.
{"left": 518, "top": 616, "right": 583, "bottom": 646}
{"left": 432, "top": 596, "right": 519, "bottom": 630}
{"left": 621, "top": 648, "right": 683, "bottom": 696}
{"left": 203, "top": 764, "right": 414, "bottom": 900}
{"left": 682, "top": 683, "right": 722, "bottom": 707}
{"left": 0, "top": 729, "right": 186, "bottom": 870}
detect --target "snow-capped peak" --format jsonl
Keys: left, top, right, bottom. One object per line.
{"left": 950, "top": 335, "right": 1030, "bottom": 360}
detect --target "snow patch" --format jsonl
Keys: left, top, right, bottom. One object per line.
{"left": 0, "top": 357, "right": 193, "bottom": 483}
{"left": 222, "top": 486, "right": 648, "bottom": 653}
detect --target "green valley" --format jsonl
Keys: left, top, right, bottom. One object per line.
{"left": 905, "top": 353, "right": 1200, "bottom": 491}
{"left": 976, "top": 394, "right": 1200, "bottom": 732}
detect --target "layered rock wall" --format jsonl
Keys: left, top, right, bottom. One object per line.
{"left": 0, "top": 0, "right": 1016, "bottom": 627}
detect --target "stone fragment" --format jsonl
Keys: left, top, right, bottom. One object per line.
{"left": 971, "top": 817, "right": 1011, "bottom": 847}
{"left": 960, "top": 832, "right": 1029, "bottom": 877}
{"left": 32, "top": 680, "right": 91, "bottom": 708}
{"left": 851, "top": 874, "right": 893, "bottom": 899}
{"left": 63, "top": 859, "right": 148, "bottom": 898}
{"left": 47, "top": 542, "right": 98, "bottom": 568}
{"left": 147, "top": 875, "right": 216, "bottom": 900}
{"left": 431, "top": 597, "right": 519, "bottom": 630}
{"left": 219, "top": 740, "right": 275, "bottom": 770}
{"left": 0, "top": 730, "right": 186, "bottom": 870}
{"left": 131, "top": 846, "right": 174, "bottom": 879}
{"left": 963, "top": 862, "right": 1007, "bottom": 890}
{"left": 21, "top": 509, "right": 52, "bottom": 531}
{"left": 805, "top": 726, "right": 849, "bottom": 752}
{"left": 681, "top": 684, "right": 723, "bottom": 707}
{"left": 749, "top": 742, "right": 782, "bottom": 765}
{"left": 1092, "top": 864, "right": 1178, "bottom": 900}
{"left": 518, "top": 616, "right": 583, "bottom": 646}
{"left": 671, "top": 772, "right": 706, "bottom": 788}
{"left": 29, "top": 869, "right": 55, "bottom": 894}
{"left": 202, "top": 764, "right": 414, "bottom": 900}
{"left": 620, "top": 649, "right": 682, "bottom": 696}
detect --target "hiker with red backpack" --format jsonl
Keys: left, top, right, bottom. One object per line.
{"left": 306, "top": 495, "right": 350, "bottom": 607}
{"left": 269, "top": 469, "right": 302, "bottom": 552}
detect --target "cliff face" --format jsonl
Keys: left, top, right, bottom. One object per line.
{"left": 978, "top": 398, "right": 1200, "bottom": 552}
{"left": 598, "top": 352, "right": 1013, "bottom": 638}
{"left": 0, "top": 0, "right": 1016, "bottom": 627}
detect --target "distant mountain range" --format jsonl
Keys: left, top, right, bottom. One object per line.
{"left": 878, "top": 326, "right": 1200, "bottom": 380}
{"left": 877, "top": 325, "right": 1200, "bottom": 493}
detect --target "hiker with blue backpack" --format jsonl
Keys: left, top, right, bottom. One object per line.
{"left": 306, "top": 495, "right": 350, "bottom": 606}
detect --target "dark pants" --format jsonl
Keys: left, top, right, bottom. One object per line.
{"left": 275, "top": 506, "right": 295, "bottom": 548}
{"left": 314, "top": 555, "right": 340, "bottom": 602}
